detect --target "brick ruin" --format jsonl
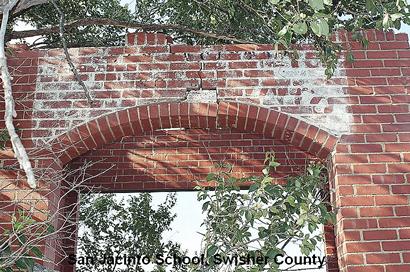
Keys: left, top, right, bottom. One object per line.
{"left": 0, "top": 30, "right": 409, "bottom": 271}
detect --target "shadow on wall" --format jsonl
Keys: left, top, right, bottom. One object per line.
{"left": 67, "top": 128, "right": 319, "bottom": 192}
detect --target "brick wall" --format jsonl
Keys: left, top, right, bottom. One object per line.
{"left": 0, "top": 30, "right": 408, "bottom": 272}
{"left": 68, "top": 129, "right": 316, "bottom": 190}
{"left": 331, "top": 30, "right": 410, "bottom": 272}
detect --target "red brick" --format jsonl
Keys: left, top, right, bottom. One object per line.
{"left": 387, "top": 163, "right": 410, "bottom": 173}
{"left": 360, "top": 207, "right": 394, "bottom": 217}
{"left": 353, "top": 164, "right": 386, "bottom": 174}
{"left": 351, "top": 144, "right": 382, "bottom": 153}
{"left": 385, "top": 143, "right": 410, "bottom": 152}
{"left": 366, "top": 253, "right": 401, "bottom": 264}
{"left": 349, "top": 266, "right": 383, "bottom": 272}
{"left": 344, "top": 231, "right": 361, "bottom": 241}
{"left": 363, "top": 230, "right": 397, "bottom": 241}
{"left": 366, "top": 133, "right": 397, "bottom": 142}
{"left": 380, "top": 218, "right": 410, "bottom": 228}
{"left": 386, "top": 265, "right": 410, "bottom": 272}
{"left": 346, "top": 242, "right": 381, "bottom": 253}
{"left": 356, "top": 185, "right": 390, "bottom": 195}
{"left": 341, "top": 207, "right": 358, "bottom": 217}
{"left": 398, "top": 229, "right": 410, "bottom": 239}
{"left": 396, "top": 206, "right": 410, "bottom": 216}
{"left": 353, "top": 60, "right": 384, "bottom": 68}
{"left": 392, "top": 185, "right": 410, "bottom": 194}
{"left": 342, "top": 218, "right": 377, "bottom": 230}
{"left": 372, "top": 174, "right": 405, "bottom": 184}
{"left": 334, "top": 154, "right": 368, "bottom": 163}
{"left": 362, "top": 114, "right": 394, "bottom": 123}
{"left": 378, "top": 105, "right": 409, "bottom": 113}
{"left": 360, "top": 95, "right": 391, "bottom": 104}
{"left": 170, "top": 45, "right": 201, "bottom": 53}
{"left": 337, "top": 175, "right": 371, "bottom": 185}
{"left": 369, "top": 153, "right": 401, "bottom": 163}
{"left": 375, "top": 195, "right": 408, "bottom": 205}
{"left": 383, "top": 124, "right": 410, "bottom": 132}
{"left": 382, "top": 240, "right": 410, "bottom": 251}
{"left": 340, "top": 196, "right": 374, "bottom": 206}
{"left": 351, "top": 124, "right": 381, "bottom": 133}
{"left": 345, "top": 254, "right": 364, "bottom": 265}
{"left": 380, "top": 42, "right": 409, "bottom": 50}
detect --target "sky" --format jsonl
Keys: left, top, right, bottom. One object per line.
{"left": 114, "top": 191, "right": 327, "bottom": 272}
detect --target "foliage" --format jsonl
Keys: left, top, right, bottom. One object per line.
{"left": 16, "top": 0, "right": 132, "bottom": 48}
{"left": 12, "top": 0, "right": 410, "bottom": 77}
{"left": 77, "top": 192, "right": 185, "bottom": 272}
{"left": 133, "top": 0, "right": 409, "bottom": 77}
{"left": 0, "top": 129, "right": 10, "bottom": 150}
{"left": 0, "top": 210, "right": 54, "bottom": 271}
{"left": 194, "top": 153, "right": 334, "bottom": 271}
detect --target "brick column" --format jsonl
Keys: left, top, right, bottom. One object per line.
{"left": 333, "top": 30, "right": 410, "bottom": 272}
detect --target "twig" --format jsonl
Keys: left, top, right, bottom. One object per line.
{"left": 50, "top": 0, "right": 93, "bottom": 104}
{"left": 0, "top": 0, "right": 36, "bottom": 188}
{"left": 6, "top": 17, "right": 254, "bottom": 44}
{"left": 49, "top": 0, "right": 93, "bottom": 104}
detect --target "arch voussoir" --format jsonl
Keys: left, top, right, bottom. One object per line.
{"left": 46, "top": 102, "right": 337, "bottom": 166}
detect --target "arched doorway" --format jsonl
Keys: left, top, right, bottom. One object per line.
{"left": 41, "top": 101, "right": 339, "bottom": 271}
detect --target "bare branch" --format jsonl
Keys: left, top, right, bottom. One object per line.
{"left": 50, "top": 0, "right": 93, "bottom": 104}
{"left": 6, "top": 17, "right": 254, "bottom": 44}
{"left": 0, "top": 0, "right": 36, "bottom": 188}
{"left": 0, "top": 0, "right": 48, "bottom": 14}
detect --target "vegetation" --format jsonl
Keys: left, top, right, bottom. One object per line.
{"left": 18, "top": 0, "right": 132, "bottom": 48}
{"left": 12, "top": 0, "right": 410, "bottom": 76}
{"left": 77, "top": 192, "right": 185, "bottom": 272}
{"left": 195, "top": 153, "right": 333, "bottom": 271}
{"left": 72, "top": 153, "right": 332, "bottom": 272}
{"left": 0, "top": 210, "right": 54, "bottom": 271}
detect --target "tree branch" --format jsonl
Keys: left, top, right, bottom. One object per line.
{"left": 50, "top": 0, "right": 93, "bottom": 104}
{"left": 0, "top": 0, "right": 48, "bottom": 15}
{"left": 0, "top": 0, "right": 36, "bottom": 188}
{"left": 6, "top": 17, "right": 254, "bottom": 44}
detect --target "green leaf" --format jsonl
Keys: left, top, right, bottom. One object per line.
{"left": 308, "top": 0, "right": 324, "bottom": 11}
{"left": 202, "top": 201, "right": 210, "bottom": 212}
{"left": 266, "top": 248, "right": 277, "bottom": 259}
{"left": 323, "top": 0, "right": 332, "bottom": 5}
{"left": 308, "top": 223, "right": 316, "bottom": 233}
{"left": 31, "top": 246, "right": 43, "bottom": 258}
{"left": 23, "top": 258, "right": 35, "bottom": 269}
{"left": 295, "top": 180, "right": 301, "bottom": 188}
{"left": 270, "top": 0, "right": 280, "bottom": 4}
{"left": 269, "top": 160, "right": 281, "bottom": 169}
{"left": 366, "top": 0, "right": 377, "bottom": 13}
{"left": 319, "top": 19, "right": 329, "bottom": 36}
{"left": 292, "top": 22, "right": 307, "bottom": 35}
{"left": 262, "top": 167, "right": 270, "bottom": 176}
{"left": 310, "top": 21, "right": 321, "bottom": 36}
{"left": 249, "top": 183, "right": 259, "bottom": 192}
{"left": 15, "top": 259, "right": 28, "bottom": 269}
{"left": 391, "top": 13, "right": 403, "bottom": 21}
{"left": 278, "top": 25, "right": 288, "bottom": 36}
{"left": 206, "top": 173, "right": 216, "bottom": 181}
{"left": 310, "top": 19, "right": 329, "bottom": 37}
{"left": 286, "top": 196, "right": 296, "bottom": 207}
{"left": 47, "top": 224, "right": 55, "bottom": 234}
{"left": 207, "top": 245, "right": 218, "bottom": 256}
{"left": 17, "top": 234, "right": 27, "bottom": 245}
{"left": 382, "top": 13, "right": 390, "bottom": 28}
{"left": 245, "top": 210, "right": 253, "bottom": 221}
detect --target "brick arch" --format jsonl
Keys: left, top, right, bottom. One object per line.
{"left": 48, "top": 101, "right": 338, "bottom": 166}
{"left": 48, "top": 100, "right": 339, "bottom": 272}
